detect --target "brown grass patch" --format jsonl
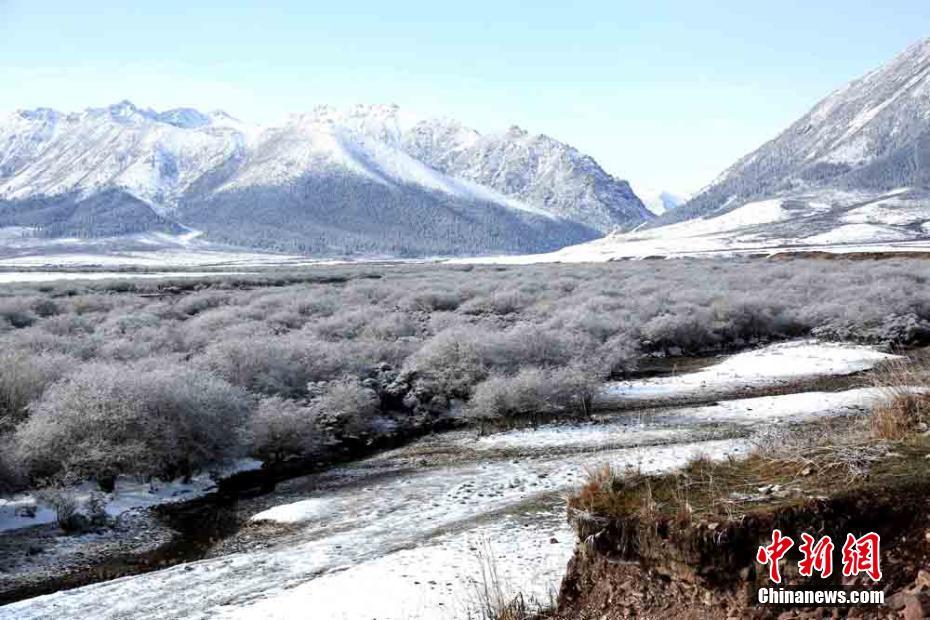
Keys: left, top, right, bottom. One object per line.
{"left": 869, "top": 357, "right": 930, "bottom": 440}
{"left": 568, "top": 418, "right": 930, "bottom": 525}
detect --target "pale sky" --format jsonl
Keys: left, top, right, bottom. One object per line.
{"left": 2, "top": 1, "right": 930, "bottom": 194}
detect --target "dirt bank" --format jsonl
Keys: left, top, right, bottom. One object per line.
{"left": 549, "top": 432, "right": 930, "bottom": 619}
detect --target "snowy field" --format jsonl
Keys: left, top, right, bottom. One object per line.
{"left": 0, "top": 340, "right": 894, "bottom": 620}
{"left": 453, "top": 189, "right": 930, "bottom": 264}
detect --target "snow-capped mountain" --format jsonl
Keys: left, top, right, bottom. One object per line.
{"left": 0, "top": 101, "right": 246, "bottom": 212}
{"left": 0, "top": 102, "right": 649, "bottom": 257}
{"left": 669, "top": 37, "right": 930, "bottom": 226}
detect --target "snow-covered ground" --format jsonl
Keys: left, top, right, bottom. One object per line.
{"left": 0, "top": 227, "right": 312, "bottom": 269}
{"left": 0, "top": 271, "right": 253, "bottom": 284}
{"left": 0, "top": 341, "right": 894, "bottom": 620}
{"left": 602, "top": 340, "right": 895, "bottom": 403}
{"left": 453, "top": 189, "right": 930, "bottom": 264}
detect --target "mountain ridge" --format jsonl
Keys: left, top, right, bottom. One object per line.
{"left": 665, "top": 37, "right": 930, "bottom": 225}
{"left": 0, "top": 102, "right": 650, "bottom": 256}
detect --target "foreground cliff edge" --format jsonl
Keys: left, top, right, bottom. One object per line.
{"left": 540, "top": 365, "right": 930, "bottom": 620}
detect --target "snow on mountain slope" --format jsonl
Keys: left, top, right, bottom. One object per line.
{"left": 455, "top": 188, "right": 930, "bottom": 264}
{"left": 670, "top": 37, "right": 930, "bottom": 226}
{"left": 0, "top": 101, "right": 245, "bottom": 214}
{"left": 402, "top": 121, "right": 652, "bottom": 232}
{"left": 0, "top": 102, "right": 648, "bottom": 256}
{"left": 221, "top": 110, "right": 555, "bottom": 219}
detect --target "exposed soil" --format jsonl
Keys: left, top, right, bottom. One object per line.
{"left": 549, "top": 437, "right": 930, "bottom": 619}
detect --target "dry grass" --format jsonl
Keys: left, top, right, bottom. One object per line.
{"left": 870, "top": 358, "right": 930, "bottom": 439}
{"left": 467, "top": 538, "right": 550, "bottom": 620}
{"left": 569, "top": 417, "right": 930, "bottom": 525}
{"left": 569, "top": 355, "right": 930, "bottom": 525}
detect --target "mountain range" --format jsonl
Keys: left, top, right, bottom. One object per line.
{"left": 0, "top": 102, "right": 651, "bottom": 257}
{"left": 6, "top": 37, "right": 930, "bottom": 263}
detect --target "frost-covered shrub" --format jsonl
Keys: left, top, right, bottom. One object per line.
{"left": 405, "top": 328, "right": 488, "bottom": 398}
{"left": 104, "top": 312, "right": 162, "bottom": 336}
{"left": 640, "top": 310, "right": 719, "bottom": 354}
{"left": 402, "top": 290, "right": 464, "bottom": 312}
{"left": 4, "top": 326, "right": 100, "bottom": 360}
{"left": 313, "top": 309, "right": 376, "bottom": 340}
{"left": 199, "top": 338, "right": 314, "bottom": 397}
{"left": 467, "top": 366, "right": 598, "bottom": 423}
{"left": 68, "top": 294, "right": 116, "bottom": 315}
{"left": 477, "top": 324, "right": 585, "bottom": 376}
{"left": 0, "top": 352, "right": 73, "bottom": 430}
{"left": 0, "top": 440, "right": 24, "bottom": 493}
{"left": 15, "top": 363, "right": 251, "bottom": 484}
{"left": 97, "top": 324, "right": 190, "bottom": 361}
{"left": 813, "top": 313, "right": 930, "bottom": 345}
{"left": 292, "top": 294, "right": 337, "bottom": 318}
{"left": 467, "top": 369, "right": 550, "bottom": 422}
{"left": 710, "top": 299, "right": 803, "bottom": 343}
{"left": 249, "top": 397, "right": 322, "bottom": 464}
{"left": 31, "top": 298, "right": 60, "bottom": 318}
{"left": 174, "top": 291, "right": 230, "bottom": 316}
{"left": 37, "top": 489, "right": 109, "bottom": 533}
{"left": 460, "top": 291, "right": 530, "bottom": 315}
{"left": 315, "top": 379, "right": 380, "bottom": 437}
{"left": 40, "top": 313, "right": 96, "bottom": 337}
{"left": 361, "top": 312, "right": 419, "bottom": 340}
{"left": 592, "top": 335, "right": 640, "bottom": 378}
{"left": 0, "top": 297, "right": 37, "bottom": 328}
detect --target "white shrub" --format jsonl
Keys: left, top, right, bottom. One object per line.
{"left": 250, "top": 397, "right": 322, "bottom": 463}
{"left": 15, "top": 362, "right": 251, "bottom": 484}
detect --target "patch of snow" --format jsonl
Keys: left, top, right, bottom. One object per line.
{"left": 802, "top": 223, "right": 915, "bottom": 245}
{"left": 837, "top": 62, "right": 930, "bottom": 144}
{"left": 821, "top": 133, "right": 872, "bottom": 165}
{"left": 841, "top": 197, "right": 930, "bottom": 226}
{"left": 471, "top": 425, "right": 685, "bottom": 452}
{"left": 251, "top": 498, "right": 333, "bottom": 525}
{"left": 602, "top": 340, "right": 894, "bottom": 402}
{"left": 0, "top": 497, "right": 58, "bottom": 532}
{"left": 667, "top": 388, "right": 883, "bottom": 425}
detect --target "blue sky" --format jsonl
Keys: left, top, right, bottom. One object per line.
{"left": 2, "top": 1, "right": 930, "bottom": 194}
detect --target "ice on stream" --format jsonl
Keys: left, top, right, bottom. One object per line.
{"left": 0, "top": 459, "right": 262, "bottom": 534}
